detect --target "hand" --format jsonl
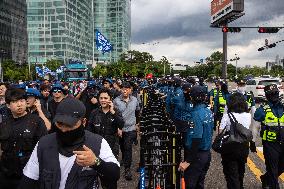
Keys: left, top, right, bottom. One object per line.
{"left": 178, "top": 161, "right": 190, "bottom": 171}
{"left": 108, "top": 101, "right": 115, "bottom": 114}
{"left": 73, "top": 145, "right": 97, "bottom": 167}
{"left": 250, "top": 141, "right": 257, "bottom": 153}
{"left": 34, "top": 99, "right": 42, "bottom": 111}
{"left": 117, "top": 129, "right": 123, "bottom": 137}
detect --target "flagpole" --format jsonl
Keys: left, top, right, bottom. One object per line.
{"left": 92, "top": 0, "right": 95, "bottom": 66}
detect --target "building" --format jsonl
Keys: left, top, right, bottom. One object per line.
{"left": 0, "top": 0, "right": 28, "bottom": 64}
{"left": 27, "top": 0, "right": 93, "bottom": 65}
{"left": 93, "top": 0, "right": 131, "bottom": 63}
{"left": 266, "top": 55, "right": 284, "bottom": 71}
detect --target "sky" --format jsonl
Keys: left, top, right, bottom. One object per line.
{"left": 130, "top": 0, "right": 284, "bottom": 67}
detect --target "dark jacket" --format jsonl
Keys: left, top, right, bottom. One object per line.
{"left": 87, "top": 108, "right": 124, "bottom": 136}
{"left": 0, "top": 113, "right": 47, "bottom": 177}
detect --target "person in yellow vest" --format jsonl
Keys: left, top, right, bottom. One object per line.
{"left": 213, "top": 82, "right": 230, "bottom": 131}
{"left": 252, "top": 84, "right": 284, "bottom": 189}
{"left": 236, "top": 80, "right": 256, "bottom": 116}
{"left": 209, "top": 81, "right": 221, "bottom": 130}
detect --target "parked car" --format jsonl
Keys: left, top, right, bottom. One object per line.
{"left": 245, "top": 77, "right": 284, "bottom": 101}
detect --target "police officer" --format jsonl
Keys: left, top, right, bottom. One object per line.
{"left": 236, "top": 80, "right": 256, "bottom": 116}
{"left": 0, "top": 88, "right": 47, "bottom": 189}
{"left": 178, "top": 85, "right": 214, "bottom": 189}
{"left": 252, "top": 84, "right": 284, "bottom": 189}
{"left": 209, "top": 80, "right": 221, "bottom": 110}
{"left": 214, "top": 83, "right": 231, "bottom": 130}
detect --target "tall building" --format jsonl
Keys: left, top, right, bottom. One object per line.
{"left": 27, "top": 0, "right": 93, "bottom": 65}
{"left": 94, "top": 0, "right": 131, "bottom": 63}
{"left": 0, "top": 0, "right": 28, "bottom": 64}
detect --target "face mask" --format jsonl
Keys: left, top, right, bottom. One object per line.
{"left": 55, "top": 124, "right": 85, "bottom": 156}
{"left": 238, "top": 87, "right": 246, "bottom": 94}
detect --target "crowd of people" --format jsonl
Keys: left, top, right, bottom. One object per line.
{"left": 0, "top": 76, "right": 283, "bottom": 189}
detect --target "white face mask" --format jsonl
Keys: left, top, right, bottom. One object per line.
{"left": 238, "top": 87, "right": 246, "bottom": 93}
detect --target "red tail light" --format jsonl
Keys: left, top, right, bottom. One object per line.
{"left": 256, "top": 86, "right": 265, "bottom": 89}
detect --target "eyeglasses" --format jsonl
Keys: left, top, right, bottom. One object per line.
{"left": 53, "top": 89, "right": 62, "bottom": 93}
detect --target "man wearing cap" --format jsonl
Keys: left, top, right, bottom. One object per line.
{"left": 103, "top": 78, "right": 120, "bottom": 99}
{"left": 252, "top": 84, "right": 284, "bottom": 189}
{"left": 21, "top": 98, "right": 120, "bottom": 189}
{"left": 113, "top": 82, "right": 140, "bottom": 181}
{"left": 76, "top": 81, "right": 99, "bottom": 121}
{"left": 48, "top": 83, "right": 65, "bottom": 131}
{"left": 26, "top": 88, "right": 51, "bottom": 131}
{"left": 0, "top": 88, "right": 47, "bottom": 189}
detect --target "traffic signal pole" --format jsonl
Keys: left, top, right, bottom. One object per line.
{"left": 222, "top": 22, "right": 228, "bottom": 80}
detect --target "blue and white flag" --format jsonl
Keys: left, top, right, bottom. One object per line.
{"left": 96, "top": 30, "right": 113, "bottom": 54}
{"left": 35, "top": 66, "right": 44, "bottom": 77}
{"left": 43, "top": 66, "right": 56, "bottom": 76}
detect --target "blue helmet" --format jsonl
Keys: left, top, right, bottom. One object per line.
{"left": 26, "top": 88, "right": 41, "bottom": 98}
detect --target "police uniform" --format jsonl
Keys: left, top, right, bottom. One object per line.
{"left": 183, "top": 86, "right": 214, "bottom": 189}
{"left": 253, "top": 84, "right": 284, "bottom": 189}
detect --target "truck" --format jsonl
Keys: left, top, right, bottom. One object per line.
{"left": 62, "top": 60, "right": 89, "bottom": 81}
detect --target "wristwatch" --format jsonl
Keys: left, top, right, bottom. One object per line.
{"left": 94, "top": 157, "right": 101, "bottom": 166}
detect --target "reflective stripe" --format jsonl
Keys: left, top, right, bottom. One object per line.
{"left": 218, "top": 91, "right": 226, "bottom": 113}
{"left": 261, "top": 104, "right": 284, "bottom": 141}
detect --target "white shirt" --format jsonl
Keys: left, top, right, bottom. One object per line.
{"left": 23, "top": 139, "right": 119, "bottom": 189}
{"left": 220, "top": 112, "right": 251, "bottom": 130}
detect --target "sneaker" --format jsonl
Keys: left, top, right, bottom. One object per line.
{"left": 124, "top": 168, "right": 132, "bottom": 181}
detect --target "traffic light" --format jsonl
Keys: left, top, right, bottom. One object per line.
{"left": 258, "top": 27, "right": 279, "bottom": 33}
{"left": 222, "top": 27, "right": 241, "bottom": 33}
{"left": 268, "top": 43, "right": 276, "bottom": 48}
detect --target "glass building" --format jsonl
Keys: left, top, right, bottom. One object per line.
{"left": 27, "top": 0, "right": 93, "bottom": 65}
{"left": 94, "top": 0, "right": 131, "bottom": 63}
{"left": 0, "top": 0, "right": 28, "bottom": 64}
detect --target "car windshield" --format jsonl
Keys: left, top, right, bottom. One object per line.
{"left": 258, "top": 80, "right": 280, "bottom": 86}
{"left": 65, "top": 71, "right": 87, "bottom": 78}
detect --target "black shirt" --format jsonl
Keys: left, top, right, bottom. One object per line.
{"left": 0, "top": 113, "right": 47, "bottom": 177}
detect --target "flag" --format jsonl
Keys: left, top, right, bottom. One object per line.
{"left": 35, "top": 66, "right": 44, "bottom": 77}
{"left": 43, "top": 66, "right": 56, "bottom": 76}
{"left": 95, "top": 30, "right": 113, "bottom": 54}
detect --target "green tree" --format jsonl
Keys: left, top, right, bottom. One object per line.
{"left": 45, "top": 59, "right": 63, "bottom": 72}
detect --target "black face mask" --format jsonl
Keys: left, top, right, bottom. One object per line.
{"left": 55, "top": 124, "right": 85, "bottom": 157}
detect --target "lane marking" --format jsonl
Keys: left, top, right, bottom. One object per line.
{"left": 256, "top": 148, "right": 284, "bottom": 182}
{"left": 247, "top": 157, "right": 263, "bottom": 181}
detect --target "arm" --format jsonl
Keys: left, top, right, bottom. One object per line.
{"left": 35, "top": 101, "right": 51, "bottom": 131}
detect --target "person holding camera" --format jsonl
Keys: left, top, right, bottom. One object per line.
{"left": 76, "top": 81, "right": 99, "bottom": 121}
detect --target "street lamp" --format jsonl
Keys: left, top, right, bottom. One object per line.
{"left": 230, "top": 54, "right": 240, "bottom": 79}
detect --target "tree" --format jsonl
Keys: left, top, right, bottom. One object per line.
{"left": 45, "top": 59, "right": 63, "bottom": 72}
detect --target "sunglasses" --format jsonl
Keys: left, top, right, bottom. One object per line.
{"left": 53, "top": 89, "right": 62, "bottom": 93}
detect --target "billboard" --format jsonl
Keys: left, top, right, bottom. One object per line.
{"left": 211, "top": 0, "right": 244, "bottom": 25}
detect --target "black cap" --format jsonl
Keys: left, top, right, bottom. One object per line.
{"left": 182, "top": 83, "right": 192, "bottom": 91}
{"left": 54, "top": 98, "right": 86, "bottom": 126}
{"left": 264, "top": 84, "right": 279, "bottom": 94}
{"left": 190, "top": 85, "right": 206, "bottom": 97}
{"left": 121, "top": 82, "right": 132, "bottom": 89}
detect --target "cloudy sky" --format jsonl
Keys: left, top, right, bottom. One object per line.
{"left": 131, "top": 0, "right": 284, "bottom": 67}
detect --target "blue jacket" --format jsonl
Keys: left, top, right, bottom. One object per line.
{"left": 165, "top": 86, "right": 175, "bottom": 114}
{"left": 185, "top": 104, "right": 214, "bottom": 151}
{"left": 172, "top": 92, "right": 193, "bottom": 121}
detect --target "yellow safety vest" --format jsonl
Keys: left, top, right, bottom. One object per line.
{"left": 218, "top": 91, "right": 226, "bottom": 113}
{"left": 262, "top": 104, "right": 284, "bottom": 142}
